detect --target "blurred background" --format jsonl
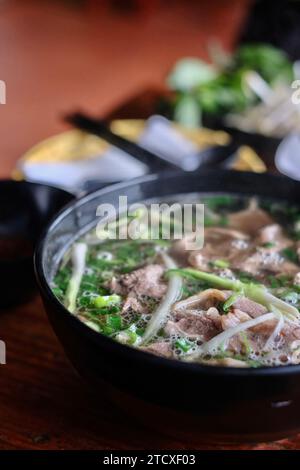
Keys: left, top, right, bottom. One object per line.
{"left": 1, "top": 0, "right": 300, "bottom": 183}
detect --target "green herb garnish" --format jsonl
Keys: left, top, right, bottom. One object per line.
{"left": 223, "top": 292, "right": 241, "bottom": 312}
{"left": 211, "top": 259, "right": 230, "bottom": 269}
{"left": 281, "top": 247, "right": 298, "bottom": 263}
{"left": 175, "top": 338, "right": 193, "bottom": 353}
{"left": 262, "top": 242, "right": 275, "bottom": 248}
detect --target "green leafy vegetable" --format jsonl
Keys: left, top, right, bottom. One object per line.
{"left": 175, "top": 338, "right": 193, "bottom": 353}
{"left": 234, "top": 44, "right": 293, "bottom": 84}
{"left": 167, "top": 43, "right": 294, "bottom": 125}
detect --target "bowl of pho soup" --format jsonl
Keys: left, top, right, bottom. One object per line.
{"left": 35, "top": 170, "right": 300, "bottom": 441}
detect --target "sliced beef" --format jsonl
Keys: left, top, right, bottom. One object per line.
{"left": 164, "top": 320, "right": 180, "bottom": 336}
{"left": 255, "top": 224, "right": 293, "bottom": 251}
{"left": 187, "top": 214, "right": 298, "bottom": 279}
{"left": 221, "top": 309, "right": 251, "bottom": 330}
{"left": 224, "top": 317, "right": 300, "bottom": 355}
{"left": 205, "top": 227, "right": 249, "bottom": 240}
{"left": 174, "top": 311, "right": 222, "bottom": 341}
{"left": 110, "top": 264, "right": 166, "bottom": 299}
{"left": 173, "top": 289, "right": 229, "bottom": 313}
{"left": 205, "top": 306, "right": 223, "bottom": 329}
{"left": 188, "top": 227, "right": 250, "bottom": 270}
{"left": 220, "top": 310, "right": 275, "bottom": 354}
{"left": 171, "top": 234, "right": 197, "bottom": 264}
{"left": 232, "top": 249, "right": 299, "bottom": 276}
{"left": 281, "top": 323, "right": 300, "bottom": 343}
{"left": 232, "top": 297, "right": 267, "bottom": 318}
{"left": 168, "top": 300, "right": 223, "bottom": 340}
{"left": 227, "top": 203, "right": 273, "bottom": 235}
{"left": 142, "top": 341, "right": 173, "bottom": 358}
{"left": 250, "top": 319, "right": 278, "bottom": 335}
{"left": 188, "top": 252, "right": 210, "bottom": 271}
{"left": 227, "top": 335, "right": 247, "bottom": 354}
{"left": 122, "top": 295, "right": 145, "bottom": 314}
{"left": 172, "top": 227, "right": 249, "bottom": 268}
{"left": 165, "top": 307, "right": 221, "bottom": 339}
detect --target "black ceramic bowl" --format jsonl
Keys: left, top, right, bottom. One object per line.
{"left": 0, "top": 180, "right": 72, "bottom": 308}
{"left": 34, "top": 170, "right": 300, "bottom": 442}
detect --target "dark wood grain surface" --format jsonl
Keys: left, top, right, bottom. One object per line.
{"left": 1, "top": 295, "right": 300, "bottom": 451}
{"left": 2, "top": 0, "right": 300, "bottom": 451}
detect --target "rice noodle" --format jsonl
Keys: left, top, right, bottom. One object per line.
{"left": 141, "top": 253, "right": 182, "bottom": 344}
{"left": 263, "top": 309, "right": 284, "bottom": 351}
{"left": 261, "top": 291, "right": 300, "bottom": 320}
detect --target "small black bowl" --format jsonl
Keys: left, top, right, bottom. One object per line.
{"left": 0, "top": 180, "right": 72, "bottom": 308}
{"left": 34, "top": 170, "right": 300, "bottom": 442}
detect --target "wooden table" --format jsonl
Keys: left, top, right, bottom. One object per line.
{"left": 2, "top": 295, "right": 300, "bottom": 451}
{"left": 2, "top": 0, "right": 300, "bottom": 451}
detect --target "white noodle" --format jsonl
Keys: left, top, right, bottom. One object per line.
{"left": 263, "top": 309, "right": 284, "bottom": 351}
{"left": 141, "top": 253, "right": 182, "bottom": 344}
{"left": 262, "top": 291, "right": 300, "bottom": 320}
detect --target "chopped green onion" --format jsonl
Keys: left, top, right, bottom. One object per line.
{"left": 281, "top": 247, "right": 298, "bottom": 263}
{"left": 102, "top": 314, "right": 122, "bottom": 335}
{"left": 117, "top": 329, "right": 138, "bottom": 345}
{"left": 203, "top": 195, "right": 235, "bottom": 210}
{"left": 116, "top": 324, "right": 143, "bottom": 345}
{"left": 223, "top": 292, "right": 242, "bottom": 312}
{"left": 239, "top": 332, "right": 251, "bottom": 356}
{"left": 136, "top": 328, "right": 145, "bottom": 336}
{"left": 52, "top": 287, "right": 64, "bottom": 298}
{"left": 211, "top": 259, "right": 230, "bottom": 269}
{"left": 175, "top": 338, "right": 192, "bottom": 352}
{"left": 262, "top": 242, "right": 275, "bottom": 248}
{"left": 280, "top": 291, "right": 299, "bottom": 305}
{"left": 85, "top": 320, "right": 101, "bottom": 332}
{"left": 168, "top": 268, "right": 243, "bottom": 291}
{"left": 204, "top": 215, "right": 228, "bottom": 227}
{"left": 93, "top": 294, "right": 121, "bottom": 309}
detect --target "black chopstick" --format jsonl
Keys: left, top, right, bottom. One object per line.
{"left": 65, "top": 112, "right": 180, "bottom": 172}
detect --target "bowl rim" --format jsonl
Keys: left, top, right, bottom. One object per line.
{"left": 34, "top": 169, "right": 300, "bottom": 377}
